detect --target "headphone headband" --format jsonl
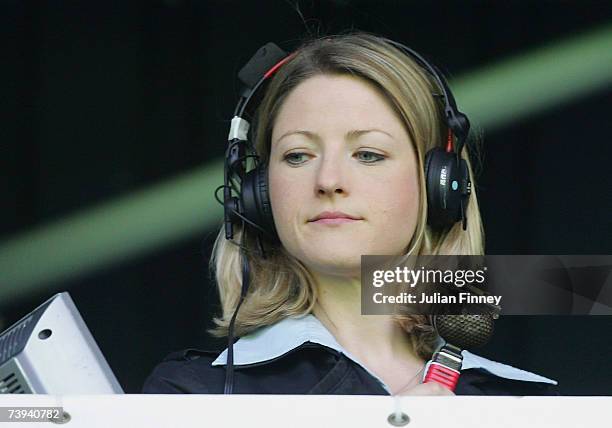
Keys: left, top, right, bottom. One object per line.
{"left": 231, "top": 39, "right": 470, "bottom": 155}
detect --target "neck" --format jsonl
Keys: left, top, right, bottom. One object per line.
{"left": 310, "top": 270, "right": 423, "bottom": 368}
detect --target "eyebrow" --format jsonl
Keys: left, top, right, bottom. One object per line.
{"left": 274, "top": 129, "right": 395, "bottom": 145}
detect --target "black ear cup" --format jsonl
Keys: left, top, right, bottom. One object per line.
{"left": 424, "top": 147, "right": 470, "bottom": 229}
{"left": 241, "top": 164, "right": 278, "bottom": 241}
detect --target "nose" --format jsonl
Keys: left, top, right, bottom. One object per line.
{"left": 315, "top": 151, "right": 348, "bottom": 197}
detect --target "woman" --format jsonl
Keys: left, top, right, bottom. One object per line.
{"left": 143, "top": 33, "right": 558, "bottom": 395}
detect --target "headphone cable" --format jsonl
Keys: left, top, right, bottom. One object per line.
{"left": 223, "top": 233, "right": 251, "bottom": 394}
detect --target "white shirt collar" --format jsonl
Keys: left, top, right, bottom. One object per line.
{"left": 212, "top": 314, "right": 557, "bottom": 390}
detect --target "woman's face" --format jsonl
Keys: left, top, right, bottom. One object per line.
{"left": 269, "top": 74, "right": 420, "bottom": 278}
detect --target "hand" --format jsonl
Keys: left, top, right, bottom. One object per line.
{"left": 398, "top": 382, "right": 456, "bottom": 396}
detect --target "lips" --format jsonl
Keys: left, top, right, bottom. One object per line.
{"left": 309, "top": 211, "right": 362, "bottom": 222}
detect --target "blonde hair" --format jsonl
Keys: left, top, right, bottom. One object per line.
{"left": 209, "top": 33, "right": 484, "bottom": 359}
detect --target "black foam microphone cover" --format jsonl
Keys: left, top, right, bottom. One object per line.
{"left": 238, "top": 43, "right": 287, "bottom": 90}
{"left": 432, "top": 314, "right": 494, "bottom": 349}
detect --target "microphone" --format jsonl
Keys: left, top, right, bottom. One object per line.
{"left": 424, "top": 314, "right": 495, "bottom": 391}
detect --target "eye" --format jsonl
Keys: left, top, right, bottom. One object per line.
{"left": 283, "top": 152, "right": 310, "bottom": 165}
{"left": 356, "top": 151, "right": 386, "bottom": 163}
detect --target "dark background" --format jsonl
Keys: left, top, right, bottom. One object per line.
{"left": 1, "top": 0, "right": 611, "bottom": 394}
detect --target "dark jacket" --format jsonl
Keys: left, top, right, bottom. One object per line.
{"left": 143, "top": 315, "right": 558, "bottom": 396}
{"left": 143, "top": 344, "right": 558, "bottom": 395}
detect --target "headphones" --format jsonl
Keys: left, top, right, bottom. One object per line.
{"left": 219, "top": 39, "right": 472, "bottom": 245}
{"left": 216, "top": 38, "right": 473, "bottom": 394}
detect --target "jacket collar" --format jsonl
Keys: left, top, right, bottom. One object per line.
{"left": 212, "top": 314, "right": 557, "bottom": 386}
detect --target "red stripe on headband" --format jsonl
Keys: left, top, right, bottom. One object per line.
{"left": 446, "top": 129, "right": 453, "bottom": 153}
{"left": 263, "top": 53, "right": 295, "bottom": 79}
